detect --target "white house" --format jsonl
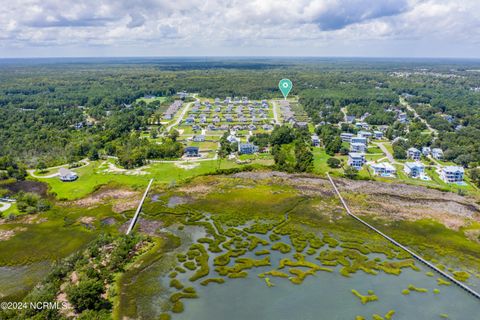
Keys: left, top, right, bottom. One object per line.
{"left": 59, "top": 168, "right": 78, "bottom": 182}
{"left": 440, "top": 166, "right": 464, "bottom": 183}
{"left": 404, "top": 162, "right": 425, "bottom": 178}
{"left": 350, "top": 142, "right": 367, "bottom": 153}
{"left": 351, "top": 136, "right": 368, "bottom": 145}
{"left": 357, "top": 131, "right": 372, "bottom": 140}
{"left": 340, "top": 132, "right": 354, "bottom": 142}
{"left": 192, "top": 135, "right": 205, "bottom": 142}
{"left": 238, "top": 143, "right": 258, "bottom": 155}
{"left": 432, "top": 148, "right": 444, "bottom": 160}
{"left": 407, "top": 147, "right": 421, "bottom": 161}
{"left": 422, "top": 147, "right": 431, "bottom": 156}
{"left": 373, "top": 131, "right": 383, "bottom": 140}
{"left": 370, "top": 162, "right": 396, "bottom": 177}
{"left": 311, "top": 135, "right": 320, "bottom": 147}
{"left": 348, "top": 153, "right": 366, "bottom": 170}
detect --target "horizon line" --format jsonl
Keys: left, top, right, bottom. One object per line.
{"left": 1, "top": 55, "right": 480, "bottom": 61}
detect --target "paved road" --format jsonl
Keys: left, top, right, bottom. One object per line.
{"left": 374, "top": 142, "right": 400, "bottom": 165}
{"left": 165, "top": 96, "right": 198, "bottom": 132}
{"left": 400, "top": 96, "right": 438, "bottom": 136}
{"left": 271, "top": 100, "right": 281, "bottom": 125}
{"left": 28, "top": 159, "right": 90, "bottom": 178}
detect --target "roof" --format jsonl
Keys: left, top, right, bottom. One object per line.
{"left": 185, "top": 146, "right": 199, "bottom": 152}
{"left": 348, "top": 152, "right": 365, "bottom": 158}
{"left": 59, "top": 168, "right": 75, "bottom": 176}
{"left": 408, "top": 147, "right": 420, "bottom": 152}
{"left": 371, "top": 162, "right": 396, "bottom": 171}
{"left": 443, "top": 166, "right": 464, "bottom": 173}
{"left": 405, "top": 162, "right": 425, "bottom": 169}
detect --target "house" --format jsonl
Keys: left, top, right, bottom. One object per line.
{"left": 59, "top": 168, "right": 78, "bottom": 182}
{"left": 295, "top": 122, "right": 308, "bottom": 129}
{"left": 185, "top": 116, "right": 195, "bottom": 125}
{"left": 248, "top": 124, "right": 257, "bottom": 131}
{"left": 397, "top": 112, "right": 408, "bottom": 123}
{"left": 262, "top": 124, "right": 273, "bottom": 131}
{"left": 340, "top": 132, "right": 354, "bottom": 143}
{"left": 407, "top": 147, "right": 421, "bottom": 160}
{"left": 370, "top": 162, "right": 396, "bottom": 177}
{"left": 238, "top": 143, "right": 258, "bottom": 155}
{"left": 404, "top": 162, "right": 425, "bottom": 178}
{"left": 227, "top": 135, "right": 239, "bottom": 144}
{"left": 357, "top": 131, "right": 372, "bottom": 140}
{"left": 192, "top": 135, "right": 205, "bottom": 142}
{"left": 431, "top": 148, "right": 444, "bottom": 160}
{"left": 422, "top": 147, "right": 431, "bottom": 156}
{"left": 355, "top": 122, "right": 369, "bottom": 129}
{"left": 345, "top": 115, "right": 356, "bottom": 123}
{"left": 225, "top": 115, "right": 233, "bottom": 122}
{"left": 184, "top": 146, "right": 200, "bottom": 157}
{"left": 351, "top": 136, "right": 368, "bottom": 145}
{"left": 311, "top": 135, "right": 320, "bottom": 147}
{"left": 350, "top": 142, "right": 367, "bottom": 153}
{"left": 440, "top": 166, "right": 464, "bottom": 183}
{"left": 192, "top": 125, "right": 201, "bottom": 131}
{"left": 373, "top": 131, "right": 383, "bottom": 140}
{"left": 348, "top": 153, "right": 366, "bottom": 170}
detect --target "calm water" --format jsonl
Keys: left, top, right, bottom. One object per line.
{"left": 170, "top": 230, "right": 480, "bottom": 320}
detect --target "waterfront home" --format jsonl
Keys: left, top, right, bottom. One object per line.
{"left": 340, "top": 132, "right": 354, "bottom": 142}
{"left": 350, "top": 142, "right": 367, "bottom": 153}
{"left": 238, "top": 143, "right": 258, "bottom": 155}
{"left": 351, "top": 136, "right": 368, "bottom": 145}
{"left": 440, "top": 166, "right": 464, "bottom": 183}
{"left": 407, "top": 147, "right": 421, "bottom": 160}
{"left": 432, "top": 148, "right": 444, "bottom": 160}
{"left": 370, "top": 162, "right": 396, "bottom": 177}
{"left": 422, "top": 147, "right": 431, "bottom": 156}
{"left": 404, "top": 162, "right": 425, "bottom": 178}
{"left": 311, "top": 135, "right": 320, "bottom": 147}
{"left": 192, "top": 135, "right": 205, "bottom": 142}
{"left": 347, "top": 153, "right": 366, "bottom": 170}
{"left": 59, "top": 168, "right": 78, "bottom": 182}
{"left": 184, "top": 146, "right": 200, "bottom": 157}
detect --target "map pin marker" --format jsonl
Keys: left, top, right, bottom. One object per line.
{"left": 278, "top": 79, "right": 293, "bottom": 100}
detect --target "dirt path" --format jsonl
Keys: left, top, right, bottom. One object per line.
{"left": 28, "top": 159, "right": 90, "bottom": 178}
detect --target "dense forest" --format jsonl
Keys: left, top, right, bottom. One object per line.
{"left": 2, "top": 58, "right": 480, "bottom": 169}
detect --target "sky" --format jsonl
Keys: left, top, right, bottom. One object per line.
{"left": 1, "top": 0, "right": 480, "bottom": 58}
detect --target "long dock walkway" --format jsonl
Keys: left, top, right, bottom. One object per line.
{"left": 326, "top": 173, "right": 480, "bottom": 300}
{"left": 126, "top": 179, "right": 154, "bottom": 235}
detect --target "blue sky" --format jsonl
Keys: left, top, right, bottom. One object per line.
{"left": 1, "top": 0, "right": 479, "bottom": 58}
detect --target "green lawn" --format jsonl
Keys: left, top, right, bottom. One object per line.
{"left": 135, "top": 96, "right": 167, "bottom": 104}
{"left": 31, "top": 159, "right": 255, "bottom": 200}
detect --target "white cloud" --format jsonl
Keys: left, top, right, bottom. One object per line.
{"left": 0, "top": 0, "right": 480, "bottom": 57}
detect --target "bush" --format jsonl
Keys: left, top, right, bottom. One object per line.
{"left": 67, "top": 279, "right": 109, "bottom": 312}
{"left": 344, "top": 166, "right": 359, "bottom": 179}
{"left": 327, "top": 157, "right": 342, "bottom": 168}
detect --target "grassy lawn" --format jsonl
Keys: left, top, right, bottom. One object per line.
{"left": 32, "top": 159, "right": 251, "bottom": 200}
{"left": 312, "top": 149, "right": 345, "bottom": 176}
{"left": 135, "top": 96, "right": 167, "bottom": 104}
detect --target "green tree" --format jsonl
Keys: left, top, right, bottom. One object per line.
{"left": 344, "top": 166, "right": 359, "bottom": 179}
{"left": 327, "top": 157, "right": 341, "bottom": 168}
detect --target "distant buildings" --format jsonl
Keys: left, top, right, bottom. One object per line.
{"left": 192, "top": 135, "right": 205, "bottom": 142}
{"left": 373, "top": 131, "right": 383, "bottom": 140}
{"left": 404, "top": 162, "right": 425, "bottom": 178}
{"left": 407, "top": 147, "right": 421, "bottom": 161}
{"left": 350, "top": 142, "right": 367, "bottom": 153}
{"left": 351, "top": 136, "right": 368, "bottom": 145}
{"left": 184, "top": 146, "right": 200, "bottom": 157}
{"left": 340, "top": 132, "right": 354, "bottom": 143}
{"left": 422, "top": 147, "right": 431, "bottom": 157}
{"left": 440, "top": 166, "right": 464, "bottom": 183}
{"left": 348, "top": 153, "right": 366, "bottom": 170}
{"left": 311, "top": 135, "right": 320, "bottom": 147}
{"left": 164, "top": 100, "right": 183, "bottom": 120}
{"left": 431, "top": 148, "right": 444, "bottom": 160}
{"left": 238, "top": 143, "right": 258, "bottom": 155}
{"left": 59, "top": 168, "right": 78, "bottom": 182}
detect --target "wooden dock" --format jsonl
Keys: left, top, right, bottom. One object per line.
{"left": 326, "top": 173, "right": 480, "bottom": 300}
{"left": 126, "top": 179, "right": 154, "bottom": 235}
